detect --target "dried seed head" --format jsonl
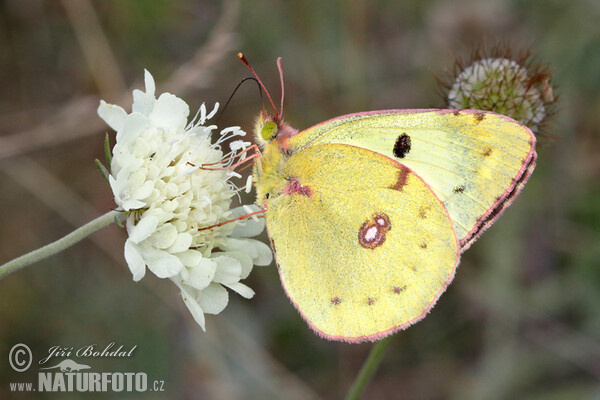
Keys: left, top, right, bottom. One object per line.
{"left": 440, "top": 44, "right": 557, "bottom": 134}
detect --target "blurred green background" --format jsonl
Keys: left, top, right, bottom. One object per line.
{"left": 1, "top": 0, "right": 599, "bottom": 399}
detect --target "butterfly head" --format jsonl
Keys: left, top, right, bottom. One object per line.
{"left": 254, "top": 109, "right": 297, "bottom": 148}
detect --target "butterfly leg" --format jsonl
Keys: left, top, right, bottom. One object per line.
{"left": 200, "top": 144, "right": 265, "bottom": 182}
{"left": 199, "top": 144, "right": 262, "bottom": 170}
{"left": 197, "top": 207, "right": 266, "bottom": 232}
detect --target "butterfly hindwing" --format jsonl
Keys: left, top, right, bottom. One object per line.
{"left": 263, "top": 143, "right": 459, "bottom": 342}
{"left": 288, "top": 109, "right": 536, "bottom": 251}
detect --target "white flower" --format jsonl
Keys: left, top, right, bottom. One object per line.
{"left": 98, "top": 70, "right": 272, "bottom": 330}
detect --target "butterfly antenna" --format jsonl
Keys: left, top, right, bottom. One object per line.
{"left": 216, "top": 77, "right": 262, "bottom": 123}
{"left": 238, "top": 52, "right": 279, "bottom": 120}
{"left": 277, "top": 57, "right": 285, "bottom": 119}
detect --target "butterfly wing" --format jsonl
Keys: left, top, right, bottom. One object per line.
{"left": 288, "top": 109, "right": 536, "bottom": 251}
{"left": 264, "top": 143, "right": 459, "bottom": 342}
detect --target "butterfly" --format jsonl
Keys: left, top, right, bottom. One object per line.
{"left": 239, "top": 54, "right": 536, "bottom": 343}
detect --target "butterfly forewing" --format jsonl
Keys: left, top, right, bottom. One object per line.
{"left": 289, "top": 110, "right": 536, "bottom": 251}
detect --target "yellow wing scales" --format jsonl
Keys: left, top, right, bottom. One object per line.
{"left": 288, "top": 110, "right": 537, "bottom": 250}
{"left": 260, "top": 143, "right": 459, "bottom": 341}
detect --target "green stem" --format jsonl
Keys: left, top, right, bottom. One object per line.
{"left": 0, "top": 210, "right": 122, "bottom": 280}
{"left": 345, "top": 337, "right": 392, "bottom": 400}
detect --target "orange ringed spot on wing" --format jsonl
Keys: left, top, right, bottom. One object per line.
{"left": 358, "top": 213, "right": 391, "bottom": 249}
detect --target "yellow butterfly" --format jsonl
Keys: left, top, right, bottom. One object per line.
{"left": 240, "top": 54, "right": 536, "bottom": 343}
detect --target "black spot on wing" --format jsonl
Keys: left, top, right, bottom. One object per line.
{"left": 393, "top": 133, "right": 411, "bottom": 158}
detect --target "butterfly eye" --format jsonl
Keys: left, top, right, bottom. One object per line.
{"left": 261, "top": 121, "right": 278, "bottom": 141}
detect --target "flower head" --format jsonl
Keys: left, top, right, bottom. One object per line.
{"left": 441, "top": 44, "right": 556, "bottom": 133}
{"left": 98, "top": 70, "right": 272, "bottom": 330}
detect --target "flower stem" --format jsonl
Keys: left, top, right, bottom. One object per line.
{"left": 345, "top": 337, "right": 392, "bottom": 400}
{"left": 0, "top": 210, "right": 122, "bottom": 280}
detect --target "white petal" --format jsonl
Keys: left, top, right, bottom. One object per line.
{"left": 250, "top": 239, "right": 273, "bottom": 266}
{"left": 224, "top": 282, "right": 255, "bottom": 299}
{"left": 117, "top": 112, "right": 149, "bottom": 146}
{"left": 224, "top": 251, "right": 253, "bottom": 279}
{"left": 186, "top": 258, "right": 217, "bottom": 290}
{"left": 179, "top": 265, "right": 190, "bottom": 281}
{"left": 98, "top": 100, "right": 127, "bottom": 132}
{"left": 177, "top": 250, "right": 202, "bottom": 268}
{"left": 120, "top": 199, "right": 147, "bottom": 212}
{"left": 221, "top": 238, "right": 273, "bottom": 266}
{"left": 229, "top": 205, "right": 265, "bottom": 238}
{"left": 150, "top": 223, "right": 178, "bottom": 249}
{"left": 177, "top": 283, "right": 206, "bottom": 330}
{"left": 144, "top": 69, "right": 156, "bottom": 96}
{"left": 168, "top": 232, "right": 193, "bottom": 253}
{"left": 111, "top": 165, "right": 145, "bottom": 209}
{"left": 132, "top": 90, "right": 154, "bottom": 117}
{"left": 124, "top": 239, "right": 146, "bottom": 281}
{"left": 198, "top": 283, "right": 228, "bottom": 315}
{"left": 131, "top": 180, "right": 154, "bottom": 202}
{"left": 150, "top": 93, "right": 189, "bottom": 133}
{"left": 145, "top": 248, "right": 184, "bottom": 278}
{"left": 212, "top": 255, "right": 242, "bottom": 284}
{"left": 128, "top": 215, "right": 159, "bottom": 244}
{"left": 109, "top": 174, "right": 132, "bottom": 210}
{"left": 110, "top": 147, "right": 140, "bottom": 177}
{"left": 131, "top": 70, "right": 157, "bottom": 116}
{"left": 220, "top": 238, "right": 255, "bottom": 256}
{"left": 143, "top": 207, "right": 173, "bottom": 225}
